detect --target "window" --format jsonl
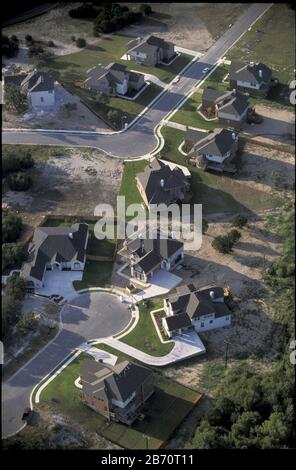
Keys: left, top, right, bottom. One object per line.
{"left": 209, "top": 320, "right": 213, "bottom": 324}
{"left": 40, "top": 97, "right": 44, "bottom": 102}
{"left": 201, "top": 322, "right": 204, "bottom": 328}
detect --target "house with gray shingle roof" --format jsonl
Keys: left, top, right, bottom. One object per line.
{"left": 162, "top": 284, "right": 231, "bottom": 338}
{"left": 80, "top": 357, "right": 154, "bottom": 424}
{"left": 188, "top": 128, "right": 239, "bottom": 173}
{"left": 118, "top": 228, "right": 184, "bottom": 284}
{"left": 201, "top": 87, "right": 251, "bottom": 128}
{"left": 20, "top": 223, "right": 89, "bottom": 288}
{"left": 5, "top": 69, "right": 55, "bottom": 108}
{"left": 84, "top": 62, "right": 145, "bottom": 96}
{"left": 126, "top": 35, "right": 175, "bottom": 66}
{"left": 229, "top": 61, "right": 276, "bottom": 97}
{"left": 136, "top": 158, "right": 191, "bottom": 211}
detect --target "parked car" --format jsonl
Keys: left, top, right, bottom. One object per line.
{"left": 172, "top": 76, "right": 180, "bottom": 84}
{"left": 202, "top": 67, "right": 210, "bottom": 74}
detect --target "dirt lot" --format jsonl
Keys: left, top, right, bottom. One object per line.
{"left": 2, "top": 147, "right": 123, "bottom": 230}
{"left": 246, "top": 105, "right": 295, "bottom": 144}
{"left": 3, "top": 83, "right": 109, "bottom": 132}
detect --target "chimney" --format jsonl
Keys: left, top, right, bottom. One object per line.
{"left": 232, "top": 88, "right": 236, "bottom": 96}
{"left": 140, "top": 238, "right": 145, "bottom": 255}
{"left": 232, "top": 132, "right": 236, "bottom": 141}
{"left": 210, "top": 290, "right": 215, "bottom": 300}
{"left": 259, "top": 69, "right": 263, "bottom": 78}
{"left": 68, "top": 232, "right": 73, "bottom": 239}
{"left": 160, "top": 179, "right": 165, "bottom": 188}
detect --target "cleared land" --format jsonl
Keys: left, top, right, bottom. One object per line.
{"left": 39, "top": 352, "right": 202, "bottom": 449}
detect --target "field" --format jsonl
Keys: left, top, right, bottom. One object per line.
{"left": 120, "top": 302, "right": 174, "bottom": 357}
{"left": 158, "top": 126, "right": 284, "bottom": 214}
{"left": 39, "top": 352, "right": 202, "bottom": 449}
{"left": 226, "top": 4, "right": 295, "bottom": 108}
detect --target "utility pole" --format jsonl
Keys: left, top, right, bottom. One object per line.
{"left": 224, "top": 340, "right": 230, "bottom": 368}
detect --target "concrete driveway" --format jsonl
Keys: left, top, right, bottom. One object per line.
{"left": 133, "top": 269, "right": 182, "bottom": 301}
{"left": 2, "top": 291, "right": 132, "bottom": 439}
{"left": 35, "top": 270, "right": 82, "bottom": 300}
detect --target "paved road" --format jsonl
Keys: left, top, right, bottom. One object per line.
{"left": 2, "top": 292, "right": 131, "bottom": 439}
{"left": 3, "top": 4, "right": 272, "bottom": 158}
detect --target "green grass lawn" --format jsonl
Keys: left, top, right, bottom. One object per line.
{"left": 199, "top": 64, "right": 229, "bottom": 91}
{"left": 226, "top": 4, "right": 295, "bottom": 109}
{"left": 170, "top": 92, "right": 222, "bottom": 130}
{"left": 43, "top": 33, "right": 191, "bottom": 129}
{"left": 40, "top": 352, "right": 201, "bottom": 449}
{"left": 158, "top": 126, "right": 283, "bottom": 213}
{"left": 120, "top": 302, "right": 174, "bottom": 357}
{"left": 73, "top": 259, "right": 113, "bottom": 290}
{"left": 118, "top": 160, "right": 148, "bottom": 207}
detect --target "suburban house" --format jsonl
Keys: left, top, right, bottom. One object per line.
{"left": 162, "top": 284, "right": 232, "bottom": 338}
{"left": 20, "top": 223, "right": 89, "bottom": 288}
{"left": 201, "top": 87, "right": 251, "bottom": 128}
{"left": 80, "top": 357, "right": 154, "bottom": 425}
{"left": 136, "top": 158, "right": 191, "bottom": 211}
{"left": 229, "top": 61, "right": 277, "bottom": 97}
{"left": 126, "top": 35, "right": 175, "bottom": 66}
{"left": 5, "top": 69, "right": 55, "bottom": 108}
{"left": 188, "top": 128, "right": 239, "bottom": 173}
{"left": 118, "top": 229, "right": 184, "bottom": 284}
{"left": 84, "top": 62, "right": 145, "bottom": 97}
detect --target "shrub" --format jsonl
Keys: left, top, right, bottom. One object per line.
{"left": 228, "top": 229, "right": 241, "bottom": 244}
{"left": 202, "top": 219, "right": 209, "bottom": 234}
{"left": 140, "top": 4, "right": 153, "bottom": 15}
{"left": 2, "top": 211, "right": 22, "bottom": 243}
{"left": 16, "top": 311, "right": 38, "bottom": 334}
{"left": 76, "top": 37, "right": 86, "bottom": 48}
{"left": 7, "top": 172, "right": 32, "bottom": 191}
{"left": 212, "top": 235, "right": 233, "bottom": 254}
{"left": 71, "top": 35, "right": 76, "bottom": 42}
{"left": 69, "top": 4, "right": 97, "bottom": 19}
{"left": 2, "top": 149, "right": 34, "bottom": 175}
{"left": 107, "top": 109, "right": 120, "bottom": 126}
{"left": 28, "top": 44, "right": 44, "bottom": 57}
{"left": 2, "top": 295, "right": 22, "bottom": 338}
{"left": 11, "top": 34, "right": 19, "bottom": 43}
{"left": 2, "top": 243, "right": 27, "bottom": 271}
{"left": 2, "top": 35, "right": 19, "bottom": 58}
{"left": 232, "top": 214, "right": 248, "bottom": 228}
{"left": 47, "top": 40, "right": 55, "bottom": 47}
{"left": 4, "top": 84, "right": 27, "bottom": 113}
{"left": 25, "top": 34, "right": 33, "bottom": 43}
{"left": 5, "top": 274, "right": 27, "bottom": 301}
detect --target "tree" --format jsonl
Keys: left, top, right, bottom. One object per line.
{"left": 2, "top": 211, "right": 22, "bottom": 243}
{"left": 107, "top": 109, "right": 120, "bottom": 127}
{"left": 202, "top": 218, "right": 209, "bottom": 234}
{"left": 2, "top": 243, "right": 27, "bottom": 271}
{"left": 212, "top": 235, "right": 233, "bottom": 254}
{"left": 228, "top": 229, "right": 241, "bottom": 244}
{"left": 76, "top": 37, "right": 86, "bottom": 48}
{"left": 47, "top": 40, "right": 55, "bottom": 47}
{"left": 71, "top": 35, "right": 76, "bottom": 42}
{"left": 4, "top": 84, "right": 27, "bottom": 113}
{"left": 2, "top": 295, "right": 22, "bottom": 338}
{"left": 2, "top": 148, "right": 34, "bottom": 175}
{"left": 232, "top": 214, "right": 248, "bottom": 228}
{"left": 2, "top": 35, "right": 19, "bottom": 58}
{"left": 25, "top": 34, "right": 33, "bottom": 44}
{"left": 16, "top": 311, "right": 38, "bottom": 334}
{"left": 69, "top": 4, "right": 97, "bottom": 19}
{"left": 5, "top": 275, "right": 27, "bottom": 301}
{"left": 140, "top": 4, "right": 152, "bottom": 15}
{"left": 7, "top": 172, "right": 32, "bottom": 191}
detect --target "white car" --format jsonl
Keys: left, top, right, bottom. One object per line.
{"left": 228, "top": 23, "right": 233, "bottom": 28}
{"left": 172, "top": 76, "right": 180, "bottom": 84}
{"left": 202, "top": 67, "right": 210, "bottom": 74}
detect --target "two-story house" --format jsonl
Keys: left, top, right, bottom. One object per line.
{"left": 126, "top": 35, "right": 175, "bottom": 66}
{"left": 188, "top": 128, "right": 239, "bottom": 173}
{"left": 118, "top": 229, "right": 184, "bottom": 284}
{"left": 229, "top": 61, "right": 277, "bottom": 97}
{"left": 136, "top": 158, "right": 191, "bottom": 211}
{"left": 80, "top": 357, "right": 154, "bottom": 425}
{"left": 4, "top": 69, "right": 55, "bottom": 108}
{"left": 84, "top": 62, "right": 145, "bottom": 96}
{"left": 20, "top": 223, "right": 89, "bottom": 288}
{"left": 162, "top": 284, "right": 232, "bottom": 338}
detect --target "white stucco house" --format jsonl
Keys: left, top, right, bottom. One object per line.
{"left": 162, "top": 284, "right": 232, "bottom": 338}
{"left": 20, "top": 223, "right": 89, "bottom": 288}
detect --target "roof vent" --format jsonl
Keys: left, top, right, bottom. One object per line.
{"left": 210, "top": 290, "right": 215, "bottom": 300}
{"left": 68, "top": 232, "right": 73, "bottom": 239}
{"left": 160, "top": 179, "right": 165, "bottom": 188}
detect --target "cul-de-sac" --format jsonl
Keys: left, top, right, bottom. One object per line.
{"left": 2, "top": 2, "right": 295, "bottom": 451}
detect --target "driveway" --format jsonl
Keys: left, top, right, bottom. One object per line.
{"left": 35, "top": 270, "right": 82, "bottom": 300}
{"left": 2, "top": 291, "right": 131, "bottom": 438}
{"left": 132, "top": 269, "right": 182, "bottom": 301}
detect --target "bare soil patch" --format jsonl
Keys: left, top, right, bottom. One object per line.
{"left": 246, "top": 105, "right": 295, "bottom": 144}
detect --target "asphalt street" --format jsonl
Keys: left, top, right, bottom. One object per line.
{"left": 2, "top": 4, "right": 272, "bottom": 158}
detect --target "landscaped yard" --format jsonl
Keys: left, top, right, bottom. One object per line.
{"left": 120, "top": 302, "right": 174, "bottom": 357}
{"left": 170, "top": 92, "right": 222, "bottom": 130}
{"left": 226, "top": 4, "right": 295, "bottom": 108}
{"left": 39, "top": 352, "right": 202, "bottom": 449}
{"left": 118, "top": 160, "right": 148, "bottom": 207}
{"left": 43, "top": 34, "right": 192, "bottom": 129}
{"left": 158, "top": 126, "right": 283, "bottom": 213}
{"left": 73, "top": 260, "right": 113, "bottom": 291}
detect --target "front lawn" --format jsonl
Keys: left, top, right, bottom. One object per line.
{"left": 158, "top": 126, "right": 283, "bottom": 213}
{"left": 73, "top": 260, "right": 113, "bottom": 290}
{"left": 170, "top": 93, "right": 222, "bottom": 131}
{"left": 39, "top": 352, "right": 202, "bottom": 449}
{"left": 120, "top": 302, "right": 174, "bottom": 357}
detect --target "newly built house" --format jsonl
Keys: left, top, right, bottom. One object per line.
{"left": 229, "top": 61, "right": 276, "bottom": 97}
{"left": 118, "top": 229, "right": 184, "bottom": 284}
{"left": 126, "top": 35, "right": 175, "bottom": 66}
{"left": 136, "top": 158, "right": 191, "bottom": 211}
{"left": 80, "top": 357, "right": 154, "bottom": 425}
{"left": 188, "top": 128, "right": 239, "bottom": 173}
{"left": 20, "top": 223, "right": 89, "bottom": 288}
{"left": 201, "top": 87, "right": 251, "bottom": 128}
{"left": 84, "top": 62, "right": 145, "bottom": 96}
{"left": 162, "top": 284, "right": 232, "bottom": 338}
{"left": 5, "top": 69, "right": 55, "bottom": 108}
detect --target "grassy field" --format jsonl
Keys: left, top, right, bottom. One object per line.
{"left": 170, "top": 92, "right": 223, "bottom": 130}
{"left": 43, "top": 34, "right": 191, "bottom": 129}
{"left": 120, "top": 302, "right": 174, "bottom": 356}
{"left": 158, "top": 126, "right": 283, "bottom": 213}
{"left": 40, "top": 352, "right": 202, "bottom": 449}
{"left": 226, "top": 4, "right": 295, "bottom": 108}
{"left": 118, "top": 160, "right": 148, "bottom": 207}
